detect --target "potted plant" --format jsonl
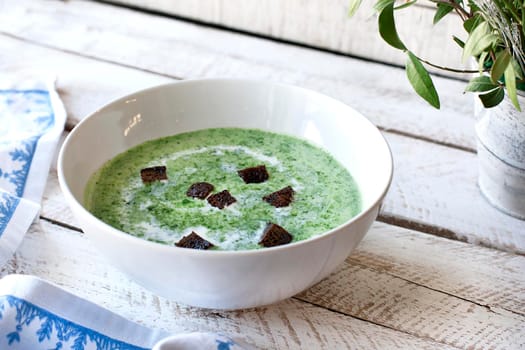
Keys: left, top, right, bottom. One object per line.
{"left": 350, "top": 0, "right": 525, "bottom": 219}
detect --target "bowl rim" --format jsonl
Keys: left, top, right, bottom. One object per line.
{"left": 57, "top": 78, "right": 394, "bottom": 257}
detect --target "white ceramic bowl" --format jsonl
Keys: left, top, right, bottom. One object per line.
{"left": 58, "top": 79, "right": 392, "bottom": 309}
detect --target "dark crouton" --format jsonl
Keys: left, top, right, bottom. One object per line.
{"left": 140, "top": 166, "right": 167, "bottom": 183}
{"left": 207, "top": 190, "right": 237, "bottom": 209}
{"left": 237, "top": 165, "right": 269, "bottom": 183}
{"left": 186, "top": 182, "right": 214, "bottom": 199}
{"left": 175, "top": 232, "right": 214, "bottom": 250}
{"left": 259, "top": 223, "right": 293, "bottom": 248}
{"left": 263, "top": 186, "right": 295, "bottom": 207}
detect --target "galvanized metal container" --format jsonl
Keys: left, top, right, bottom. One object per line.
{"left": 476, "top": 93, "right": 525, "bottom": 220}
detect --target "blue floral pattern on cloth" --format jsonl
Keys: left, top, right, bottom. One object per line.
{"left": 0, "top": 274, "right": 254, "bottom": 350}
{"left": 0, "top": 90, "right": 55, "bottom": 198}
{"left": 0, "top": 89, "right": 56, "bottom": 240}
{"left": 217, "top": 338, "right": 237, "bottom": 350}
{"left": 0, "top": 295, "right": 148, "bottom": 350}
{"left": 0, "top": 192, "right": 20, "bottom": 239}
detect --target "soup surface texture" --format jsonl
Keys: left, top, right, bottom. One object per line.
{"left": 85, "top": 128, "right": 361, "bottom": 250}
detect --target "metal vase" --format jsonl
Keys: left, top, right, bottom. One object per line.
{"left": 475, "top": 92, "right": 525, "bottom": 220}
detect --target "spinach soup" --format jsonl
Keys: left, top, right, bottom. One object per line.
{"left": 85, "top": 128, "right": 361, "bottom": 250}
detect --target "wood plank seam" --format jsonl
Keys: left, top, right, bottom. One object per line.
{"left": 292, "top": 296, "right": 465, "bottom": 350}
{"left": 377, "top": 213, "right": 467, "bottom": 242}
{"left": 0, "top": 31, "right": 186, "bottom": 81}
{"left": 299, "top": 261, "right": 525, "bottom": 348}
{"left": 376, "top": 212, "right": 524, "bottom": 257}
{"left": 377, "top": 127, "right": 477, "bottom": 154}
{"left": 39, "top": 215, "right": 84, "bottom": 233}
{"left": 378, "top": 212, "right": 525, "bottom": 257}
{"left": 346, "top": 256, "right": 525, "bottom": 319}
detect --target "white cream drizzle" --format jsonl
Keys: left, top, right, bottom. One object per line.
{"left": 120, "top": 144, "right": 306, "bottom": 249}
{"left": 147, "top": 145, "right": 283, "bottom": 170}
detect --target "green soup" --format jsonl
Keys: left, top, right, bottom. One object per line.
{"left": 85, "top": 128, "right": 361, "bottom": 250}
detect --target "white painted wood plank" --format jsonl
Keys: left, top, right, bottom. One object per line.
{"left": 0, "top": 0, "right": 476, "bottom": 150}
{"left": 36, "top": 160, "right": 525, "bottom": 348}
{"left": 352, "top": 223, "right": 525, "bottom": 314}
{"left": 382, "top": 132, "right": 525, "bottom": 254}
{"left": 0, "top": 220, "right": 462, "bottom": 349}
{"left": 106, "top": 0, "right": 467, "bottom": 75}
{"left": 39, "top": 169, "right": 525, "bottom": 318}
{"left": 0, "top": 35, "right": 173, "bottom": 126}
{"left": 299, "top": 262, "right": 525, "bottom": 349}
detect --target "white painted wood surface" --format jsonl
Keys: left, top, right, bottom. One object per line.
{"left": 43, "top": 167, "right": 525, "bottom": 317}
{"left": 106, "top": 0, "right": 468, "bottom": 75}
{"left": 1, "top": 0, "right": 524, "bottom": 348}
{"left": 2, "top": 0, "right": 524, "bottom": 252}
{"left": 383, "top": 133, "right": 525, "bottom": 252}
{"left": 2, "top": 218, "right": 523, "bottom": 349}
{"left": 4, "top": 0, "right": 525, "bottom": 253}
{"left": 0, "top": 0, "right": 475, "bottom": 149}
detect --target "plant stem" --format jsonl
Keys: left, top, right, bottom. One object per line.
{"left": 415, "top": 55, "right": 482, "bottom": 73}
{"left": 427, "top": 0, "right": 471, "bottom": 19}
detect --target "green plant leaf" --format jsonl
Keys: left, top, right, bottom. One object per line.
{"left": 377, "top": 2, "right": 407, "bottom": 50}
{"left": 406, "top": 51, "right": 440, "bottom": 108}
{"left": 452, "top": 35, "right": 465, "bottom": 49}
{"left": 479, "top": 87, "right": 505, "bottom": 108}
{"left": 511, "top": 59, "right": 524, "bottom": 80}
{"left": 478, "top": 51, "right": 489, "bottom": 73}
{"left": 462, "top": 22, "right": 498, "bottom": 62}
{"left": 491, "top": 50, "right": 511, "bottom": 83}
{"left": 347, "top": 0, "right": 363, "bottom": 17}
{"left": 395, "top": 0, "right": 417, "bottom": 10}
{"left": 504, "top": 59, "right": 521, "bottom": 111}
{"left": 468, "top": 0, "right": 478, "bottom": 13}
{"left": 433, "top": 3, "right": 454, "bottom": 24}
{"left": 374, "top": 0, "right": 394, "bottom": 13}
{"left": 463, "top": 15, "right": 481, "bottom": 33}
{"left": 465, "top": 76, "right": 499, "bottom": 92}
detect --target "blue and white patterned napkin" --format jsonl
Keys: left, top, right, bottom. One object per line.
{"left": 0, "top": 275, "right": 251, "bottom": 350}
{"left": 0, "top": 76, "right": 66, "bottom": 266}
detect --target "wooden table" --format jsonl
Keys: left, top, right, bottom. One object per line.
{"left": 1, "top": 1, "right": 524, "bottom": 348}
